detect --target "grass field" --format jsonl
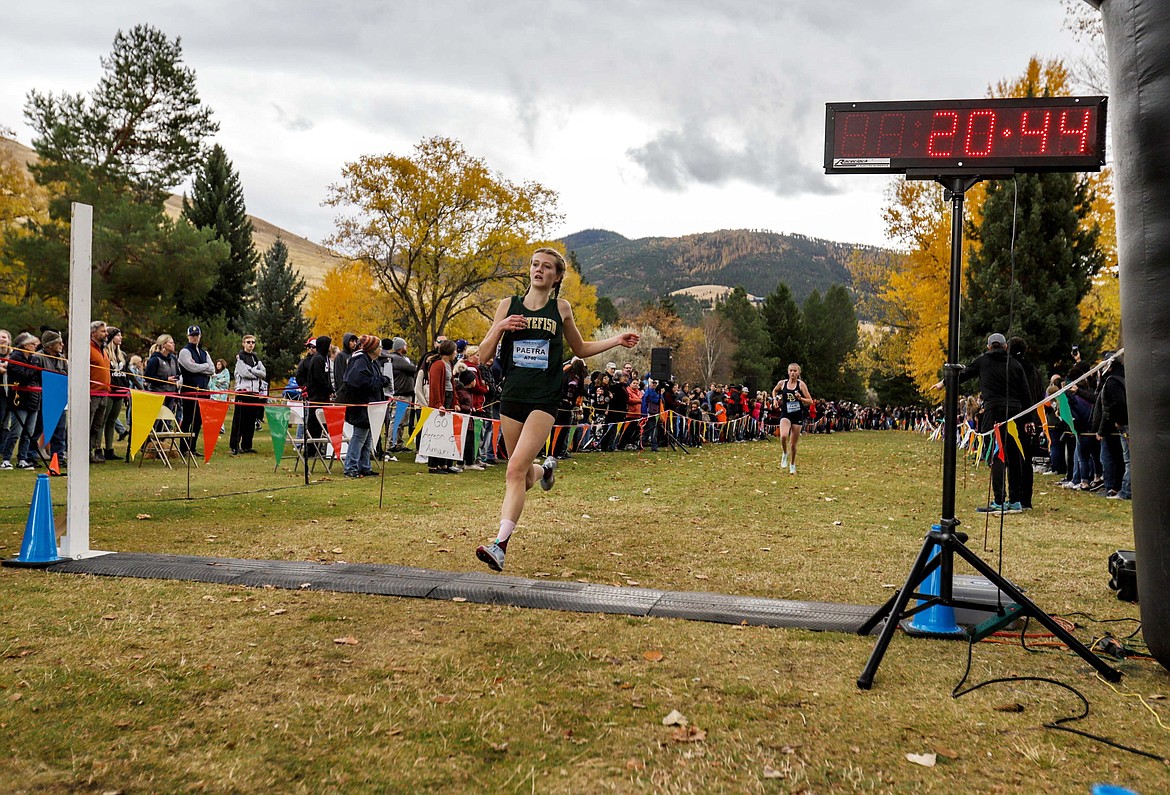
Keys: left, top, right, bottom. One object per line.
{"left": 2, "top": 430, "right": 1166, "bottom": 793}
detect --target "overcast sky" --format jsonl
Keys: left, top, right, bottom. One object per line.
{"left": 0, "top": 1, "right": 1093, "bottom": 250}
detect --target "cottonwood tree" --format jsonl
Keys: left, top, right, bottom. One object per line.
{"left": 324, "top": 137, "right": 560, "bottom": 354}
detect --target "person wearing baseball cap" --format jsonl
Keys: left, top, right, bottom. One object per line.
{"left": 930, "top": 331, "right": 1029, "bottom": 513}
{"left": 177, "top": 324, "right": 215, "bottom": 456}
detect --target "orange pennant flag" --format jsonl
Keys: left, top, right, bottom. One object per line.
{"left": 452, "top": 413, "right": 464, "bottom": 457}
{"left": 321, "top": 404, "right": 347, "bottom": 457}
{"left": 198, "top": 399, "right": 230, "bottom": 463}
{"left": 491, "top": 419, "right": 500, "bottom": 458}
{"left": 993, "top": 424, "right": 1006, "bottom": 462}
{"left": 550, "top": 426, "right": 563, "bottom": 455}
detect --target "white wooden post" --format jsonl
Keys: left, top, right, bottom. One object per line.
{"left": 60, "top": 202, "right": 109, "bottom": 559}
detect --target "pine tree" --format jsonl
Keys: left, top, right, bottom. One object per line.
{"left": 801, "top": 286, "right": 863, "bottom": 401}
{"left": 243, "top": 237, "right": 312, "bottom": 381}
{"left": 595, "top": 295, "right": 619, "bottom": 326}
{"left": 962, "top": 171, "right": 1102, "bottom": 369}
{"left": 2, "top": 24, "right": 223, "bottom": 342}
{"left": 183, "top": 144, "right": 259, "bottom": 329}
{"left": 761, "top": 280, "right": 804, "bottom": 384}
{"left": 716, "top": 286, "right": 771, "bottom": 391}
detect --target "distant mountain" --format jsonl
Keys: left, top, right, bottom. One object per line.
{"left": 2, "top": 135, "right": 340, "bottom": 288}
{"left": 562, "top": 227, "right": 886, "bottom": 308}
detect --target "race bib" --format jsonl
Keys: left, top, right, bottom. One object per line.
{"left": 786, "top": 399, "right": 801, "bottom": 413}
{"left": 512, "top": 339, "right": 550, "bottom": 369}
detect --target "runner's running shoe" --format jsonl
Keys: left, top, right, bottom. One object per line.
{"left": 476, "top": 542, "right": 505, "bottom": 572}
{"left": 540, "top": 456, "right": 557, "bottom": 491}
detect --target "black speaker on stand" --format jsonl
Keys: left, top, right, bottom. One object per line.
{"left": 650, "top": 347, "right": 672, "bottom": 382}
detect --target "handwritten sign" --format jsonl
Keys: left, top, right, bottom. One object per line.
{"left": 418, "top": 410, "right": 462, "bottom": 459}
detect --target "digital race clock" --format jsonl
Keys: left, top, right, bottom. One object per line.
{"left": 824, "top": 97, "right": 1107, "bottom": 175}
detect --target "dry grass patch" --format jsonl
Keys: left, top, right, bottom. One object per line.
{"left": 2, "top": 431, "right": 1167, "bottom": 793}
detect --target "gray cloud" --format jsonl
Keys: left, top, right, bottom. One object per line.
{"left": 272, "top": 104, "right": 313, "bottom": 132}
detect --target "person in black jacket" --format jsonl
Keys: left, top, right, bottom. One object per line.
{"left": 342, "top": 335, "right": 390, "bottom": 478}
{"left": 933, "top": 332, "right": 1029, "bottom": 512}
{"left": 301, "top": 335, "right": 333, "bottom": 459}
{"left": 0, "top": 332, "right": 41, "bottom": 469}
{"left": 1096, "top": 354, "right": 1128, "bottom": 498}
{"left": 1009, "top": 336, "right": 1045, "bottom": 509}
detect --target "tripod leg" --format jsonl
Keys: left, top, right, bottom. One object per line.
{"left": 857, "top": 535, "right": 940, "bottom": 689}
{"left": 952, "top": 543, "right": 1122, "bottom": 682}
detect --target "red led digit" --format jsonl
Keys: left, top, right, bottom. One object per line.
{"left": 927, "top": 111, "right": 959, "bottom": 157}
{"left": 1058, "top": 109, "right": 1092, "bottom": 154}
{"left": 840, "top": 113, "right": 869, "bottom": 156}
{"left": 876, "top": 113, "right": 905, "bottom": 156}
{"left": 1019, "top": 110, "right": 1051, "bottom": 154}
{"left": 963, "top": 110, "right": 996, "bottom": 156}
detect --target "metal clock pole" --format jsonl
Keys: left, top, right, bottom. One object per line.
{"left": 854, "top": 175, "right": 1121, "bottom": 689}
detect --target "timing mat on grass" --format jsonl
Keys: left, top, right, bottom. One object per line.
{"left": 46, "top": 552, "right": 878, "bottom": 634}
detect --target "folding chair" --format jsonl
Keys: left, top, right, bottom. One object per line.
{"left": 309, "top": 407, "right": 347, "bottom": 473}
{"left": 282, "top": 406, "right": 308, "bottom": 472}
{"left": 139, "top": 404, "right": 197, "bottom": 469}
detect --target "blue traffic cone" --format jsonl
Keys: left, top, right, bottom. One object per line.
{"left": 4, "top": 473, "right": 61, "bottom": 568}
{"left": 905, "top": 530, "right": 964, "bottom": 637}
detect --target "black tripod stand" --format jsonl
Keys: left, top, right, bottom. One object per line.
{"left": 855, "top": 176, "right": 1121, "bottom": 689}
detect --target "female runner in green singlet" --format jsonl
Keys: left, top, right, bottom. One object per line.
{"left": 475, "top": 248, "right": 639, "bottom": 571}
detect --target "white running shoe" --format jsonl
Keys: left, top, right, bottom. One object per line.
{"left": 789, "top": 463, "right": 796, "bottom": 475}
{"left": 540, "top": 455, "right": 557, "bottom": 491}
{"left": 780, "top": 453, "right": 788, "bottom": 468}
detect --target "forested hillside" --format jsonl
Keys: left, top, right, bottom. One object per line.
{"left": 562, "top": 228, "right": 883, "bottom": 307}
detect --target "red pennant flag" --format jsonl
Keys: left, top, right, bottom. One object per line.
{"left": 198, "top": 399, "right": 230, "bottom": 463}
{"left": 993, "top": 424, "right": 1006, "bottom": 462}
{"left": 322, "top": 404, "right": 347, "bottom": 457}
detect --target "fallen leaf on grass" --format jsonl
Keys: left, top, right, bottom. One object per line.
{"left": 626, "top": 758, "right": 646, "bottom": 771}
{"left": 906, "top": 752, "right": 936, "bottom": 767}
{"left": 608, "top": 496, "right": 621, "bottom": 502}
{"left": 533, "top": 572, "right": 551, "bottom": 577}
{"left": 994, "top": 702, "right": 1024, "bottom": 713}
{"left": 643, "top": 650, "right": 664, "bottom": 662}
{"left": 8, "top": 692, "right": 21, "bottom": 702}
{"left": 299, "top": 583, "right": 312, "bottom": 590}
{"left": 269, "top": 609, "right": 287, "bottom": 616}
{"left": 102, "top": 615, "right": 118, "bottom": 621}
{"left": 932, "top": 745, "right": 960, "bottom": 760}
{"left": 330, "top": 547, "right": 343, "bottom": 554}
{"left": 1149, "top": 694, "right": 1166, "bottom": 700}
{"left": 661, "top": 709, "right": 687, "bottom": 726}
{"left": 489, "top": 742, "right": 508, "bottom": 752}
{"left": 694, "top": 574, "right": 708, "bottom": 580}
{"left": 433, "top": 695, "right": 455, "bottom": 704}
{"left": 625, "top": 580, "right": 640, "bottom": 586}
{"left": 671, "top": 726, "right": 706, "bottom": 743}
{"left": 452, "top": 597, "right": 468, "bottom": 603}
{"left": 333, "top": 635, "right": 360, "bottom": 646}
{"left": 136, "top": 513, "right": 152, "bottom": 520}
{"left": 762, "top": 766, "right": 784, "bottom": 779}
{"left": 642, "top": 488, "right": 651, "bottom": 494}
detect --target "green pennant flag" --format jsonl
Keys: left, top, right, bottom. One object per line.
{"left": 1055, "top": 392, "right": 1076, "bottom": 430}
{"left": 265, "top": 405, "right": 291, "bottom": 463}
{"left": 473, "top": 418, "right": 482, "bottom": 461}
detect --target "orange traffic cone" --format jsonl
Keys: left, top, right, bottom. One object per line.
{"left": 3, "top": 473, "right": 61, "bottom": 568}
{"left": 48, "top": 453, "right": 61, "bottom": 477}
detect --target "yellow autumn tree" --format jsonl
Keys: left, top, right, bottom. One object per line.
{"left": 0, "top": 138, "right": 49, "bottom": 309}
{"left": 307, "top": 259, "right": 405, "bottom": 344}
{"left": 324, "top": 136, "right": 561, "bottom": 354}
{"left": 1079, "top": 170, "right": 1121, "bottom": 349}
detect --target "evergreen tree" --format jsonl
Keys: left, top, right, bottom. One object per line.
{"left": 243, "top": 237, "right": 312, "bottom": 381}
{"left": 802, "top": 285, "right": 863, "bottom": 400}
{"left": 716, "top": 286, "right": 771, "bottom": 390}
{"left": 761, "top": 280, "right": 804, "bottom": 384}
{"left": 182, "top": 144, "right": 259, "bottom": 328}
{"left": 1, "top": 25, "right": 223, "bottom": 342}
{"left": 962, "top": 172, "right": 1102, "bottom": 369}
{"left": 595, "top": 295, "right": 619, "bottom": 326}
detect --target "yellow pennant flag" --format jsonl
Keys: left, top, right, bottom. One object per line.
{"left": 128, "top": 390, "right": 166, "bottom": 460}
{"left": 1006, "top": 420, "right": 1026, "bottom": 458}
{"left": 404, "top": 407, "right": 433, "bottom": 447}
